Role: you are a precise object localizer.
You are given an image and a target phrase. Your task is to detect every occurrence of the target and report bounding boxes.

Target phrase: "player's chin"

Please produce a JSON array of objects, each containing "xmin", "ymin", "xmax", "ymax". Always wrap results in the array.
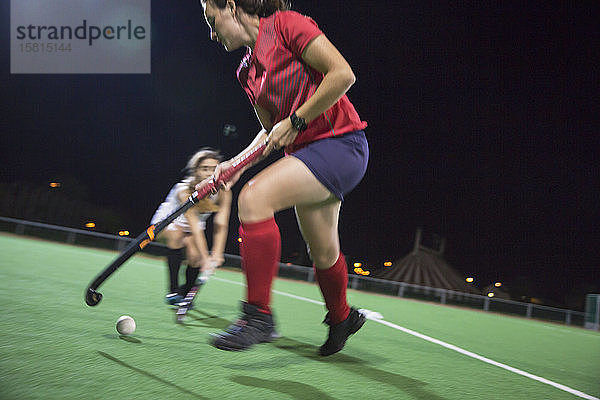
[{"xmin": 222, "ymin": 41, "xmax": 241, "ymax": 52}]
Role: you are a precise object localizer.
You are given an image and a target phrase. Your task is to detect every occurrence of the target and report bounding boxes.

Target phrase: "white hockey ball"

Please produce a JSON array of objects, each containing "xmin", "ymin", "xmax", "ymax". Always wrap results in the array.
[{"xmin": 116, "ymin": 315, "xmax": 136, "ymax": 335}]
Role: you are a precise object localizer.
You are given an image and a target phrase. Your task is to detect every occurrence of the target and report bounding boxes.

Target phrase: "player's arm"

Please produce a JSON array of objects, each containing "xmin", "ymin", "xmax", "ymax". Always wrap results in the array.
[
  {"xmin": 210, "ymin": 190, "xmax": 232, "ymax": 267},
  {"xmin": 263, "ymin": 34, "xmax": 356, "ymax": 154},
  {"xmin": 178, "ymin": 190, "xmax": 210, "ymax": 265},
  {"xmin": 297, "ymin": 35, "xmax": 356, "ymax": 123}
]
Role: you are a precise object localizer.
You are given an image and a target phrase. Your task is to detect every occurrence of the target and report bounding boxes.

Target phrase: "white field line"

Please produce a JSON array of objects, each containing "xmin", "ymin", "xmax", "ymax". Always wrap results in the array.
[
  {"xmin": 372, "ymin": 318, "xmax": 599, "ymax": 400},
  {"xmin": 211, "ymin": 276, "xmax": 599, "ymax": 400}
]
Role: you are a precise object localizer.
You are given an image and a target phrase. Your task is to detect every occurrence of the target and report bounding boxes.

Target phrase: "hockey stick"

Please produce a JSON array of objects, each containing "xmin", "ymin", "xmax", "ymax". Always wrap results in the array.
[
  {"xmin": 84, "ymin": 138, "xmax": 267, "ymax": 306},
  {"xmin": 175, "ymin": 259, "xmax": 218, "ymax": 322}
]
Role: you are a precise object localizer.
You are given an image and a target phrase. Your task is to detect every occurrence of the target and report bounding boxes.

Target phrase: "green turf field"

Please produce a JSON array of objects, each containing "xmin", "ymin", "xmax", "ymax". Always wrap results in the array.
[{"xmin": 1, "ymin": 233, "xmax": 599, "ymax": 400}]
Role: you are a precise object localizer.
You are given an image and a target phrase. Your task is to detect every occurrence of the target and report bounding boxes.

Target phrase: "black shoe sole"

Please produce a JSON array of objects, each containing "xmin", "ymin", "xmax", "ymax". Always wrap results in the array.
[
  {"xmin": 210, "ymin": 331, "xmax": 279, "ymax": 352},
  {"xmin": 319, "ymin": 310, "xmax": 366, "ymax": 356}
]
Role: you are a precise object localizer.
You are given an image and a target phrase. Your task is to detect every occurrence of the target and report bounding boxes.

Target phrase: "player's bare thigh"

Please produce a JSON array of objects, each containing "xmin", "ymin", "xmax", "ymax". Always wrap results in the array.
[
  {"xmin": 238, "ymin": 156, "xmax": 336, "ymax": 223},
  {"xmin": 162, "ymin": 228, "xmax": 186, "ymax": 249}
]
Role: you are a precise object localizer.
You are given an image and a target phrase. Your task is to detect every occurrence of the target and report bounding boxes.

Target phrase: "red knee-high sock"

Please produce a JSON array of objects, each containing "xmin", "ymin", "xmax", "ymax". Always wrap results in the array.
[
  {"xmin": 239, "ymin": 218, "xmax": 281, "ymax": 313},
  {"xmin": 315, "ymin": 252, "xmax": 350, "ymax": 324}
]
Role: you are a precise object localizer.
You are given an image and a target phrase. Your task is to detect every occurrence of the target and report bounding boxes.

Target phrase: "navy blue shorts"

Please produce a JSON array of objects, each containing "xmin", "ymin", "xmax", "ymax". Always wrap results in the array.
[{"xmin": 291, "ymin": 130, "xmax": 369, "ymax": 201}]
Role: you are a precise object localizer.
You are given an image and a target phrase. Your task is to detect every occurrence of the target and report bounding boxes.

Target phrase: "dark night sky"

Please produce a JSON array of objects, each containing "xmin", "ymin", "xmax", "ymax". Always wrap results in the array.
[{"xmin": 1, "ymin": 1, "xmax": 598, "ymax": 306}]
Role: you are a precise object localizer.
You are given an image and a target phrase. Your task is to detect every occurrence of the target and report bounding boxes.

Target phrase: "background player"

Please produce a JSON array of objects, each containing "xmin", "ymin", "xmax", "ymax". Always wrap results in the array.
[{"xmin": 151, "ymin": 148, "xmax": 232, "ymax": 306}]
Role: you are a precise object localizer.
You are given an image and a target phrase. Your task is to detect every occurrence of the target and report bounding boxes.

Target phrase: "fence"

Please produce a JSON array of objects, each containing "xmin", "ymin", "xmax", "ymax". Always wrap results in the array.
[{"xmin": 0, "ymin": 216, "xmax": 588, "ymax": 328}]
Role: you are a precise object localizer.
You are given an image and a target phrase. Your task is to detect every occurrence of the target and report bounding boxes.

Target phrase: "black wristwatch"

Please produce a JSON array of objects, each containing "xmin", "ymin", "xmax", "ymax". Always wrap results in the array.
[{"xmin": 290, "ymin": 112, "xmax": 308, "ymax": 132}]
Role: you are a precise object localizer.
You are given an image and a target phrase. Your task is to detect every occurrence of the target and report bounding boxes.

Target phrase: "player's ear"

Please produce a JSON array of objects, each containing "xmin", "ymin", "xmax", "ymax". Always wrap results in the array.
[{"xmin": 227, "ymin": 0, "xmax": 235, "ymax": 14}]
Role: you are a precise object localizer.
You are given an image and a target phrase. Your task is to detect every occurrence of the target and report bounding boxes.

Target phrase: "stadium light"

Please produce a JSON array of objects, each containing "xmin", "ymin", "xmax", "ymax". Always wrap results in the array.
[
  {"xmin": 494, "ymin": 282, "xmax": 502, "ymax": 287},
  {"xmin": 383, "ymin": 261, "xmax": 392, "ymax": 267},
  {"xmin": 487, "ymin": 292, "xmax": 495, "ymax": 298},
  {"xmin": 353, "ymin": 262, "xmax": 362, "ymax": 268},
  {"xmin": 85, "ymin": 222, "xmax": 96, "ymax": 228},
  {"xmin": 466, "ymin": 277, "xmax": 474, "ymax": 283}
]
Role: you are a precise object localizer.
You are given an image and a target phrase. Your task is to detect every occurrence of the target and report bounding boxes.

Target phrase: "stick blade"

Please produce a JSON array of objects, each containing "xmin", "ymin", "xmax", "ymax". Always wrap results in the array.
[
  {"xmin": 85, "ymin": 288, "xmax": 103, "ymax": 306},
  {"xmin": 175, "ymin": 286, "xmax": 200, "ymax": 323}
]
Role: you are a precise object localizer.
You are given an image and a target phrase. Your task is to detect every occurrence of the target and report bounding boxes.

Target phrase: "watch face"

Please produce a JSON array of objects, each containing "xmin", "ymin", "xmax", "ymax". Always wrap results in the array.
[{"xmin": 291, "ymin": 113, "xmax": 307, "ymax": 131}]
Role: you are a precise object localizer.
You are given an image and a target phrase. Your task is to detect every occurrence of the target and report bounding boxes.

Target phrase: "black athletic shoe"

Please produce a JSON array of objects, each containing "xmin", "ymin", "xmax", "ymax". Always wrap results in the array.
[
  {"xmin": 211, "ymin": 302, "xmax": 279, "ymax": 351},
  {"xmin": 319, "ymin": 307, "xmax": 366, "ymax": 356}
]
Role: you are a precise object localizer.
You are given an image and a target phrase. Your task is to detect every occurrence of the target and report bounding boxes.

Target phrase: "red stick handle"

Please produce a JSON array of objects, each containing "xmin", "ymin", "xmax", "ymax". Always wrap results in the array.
[{"xmin": 191, "ymin": 139, "xmax": 268, "ymax": 202}]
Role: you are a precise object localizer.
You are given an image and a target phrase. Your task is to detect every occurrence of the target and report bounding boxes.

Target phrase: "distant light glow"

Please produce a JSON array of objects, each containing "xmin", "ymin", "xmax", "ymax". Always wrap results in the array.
[
  {"xmin": 118, "ymin": 230, "xmax": 130, "ymax": 236},
  {"xmin": 49, "ymin": 182, "xmax": 61, "ymax": 188},
  {"xmin": 237, "ymin": 237, "xmax": 242, "ymax": 243},
  {"xmin": 383, "ymin": 261, "xmax": 392, "ymax": 267},
  {"xmin": 466, "ymin": 277, "xmax": 474, "ymax": 283},
  {"xmin": 353, "ymin": 266, "xmax": 371, "ymax": 276},
  {"xmin": 353, "ymin": 262, "xmax": 362, "ymax": 268},
  {"xmin": 85, "ymin": 222, "xmax": 96, "ymax": 228},
  {"xmin": 494, "ymin": 282, "xmax": 502, "ymax": 287},
  {"xmin": 487, "ymin": 292, "xmax": 495, "ymax": 298}
]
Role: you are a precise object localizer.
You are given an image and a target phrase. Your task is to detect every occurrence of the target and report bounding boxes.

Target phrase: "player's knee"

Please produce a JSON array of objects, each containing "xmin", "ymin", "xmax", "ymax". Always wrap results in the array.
[
  {"xmin": 311, "ymin": 248, "xmax": 340, "ymax": 269},
  {"xmin": 238, "ymin": 184, "xmax": 265, "ymax": 220},
  {"xmin": 188, "ymin": 256, "xmax": 204, "ymax": 268}
]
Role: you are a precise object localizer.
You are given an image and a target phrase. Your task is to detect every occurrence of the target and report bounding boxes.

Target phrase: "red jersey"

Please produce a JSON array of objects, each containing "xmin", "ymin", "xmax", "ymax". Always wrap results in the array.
[{"xmin": 237, "ymin": 11, "xmax": 367, "ymax": 153}]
